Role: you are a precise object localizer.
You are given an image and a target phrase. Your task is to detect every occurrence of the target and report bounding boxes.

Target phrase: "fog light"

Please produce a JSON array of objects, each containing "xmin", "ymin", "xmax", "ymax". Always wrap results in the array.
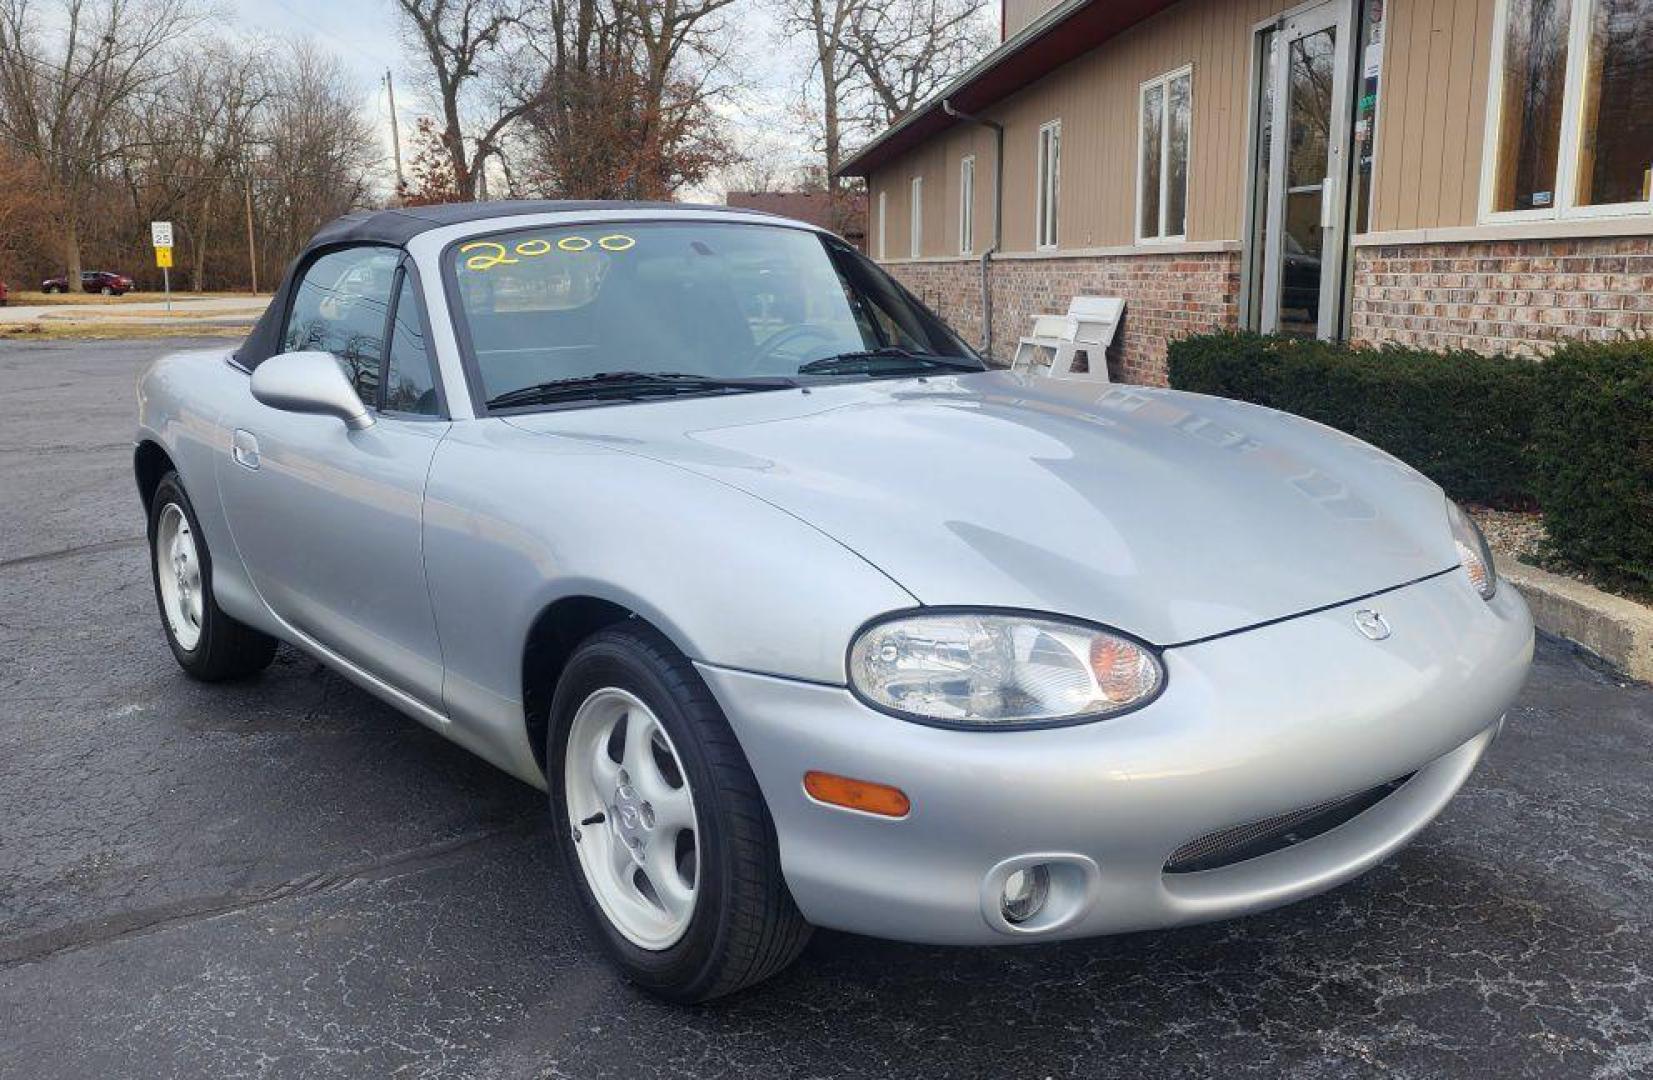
[{"xmin": 1000, "ymin": 864, "xmax": 1051, "ymax": 924}]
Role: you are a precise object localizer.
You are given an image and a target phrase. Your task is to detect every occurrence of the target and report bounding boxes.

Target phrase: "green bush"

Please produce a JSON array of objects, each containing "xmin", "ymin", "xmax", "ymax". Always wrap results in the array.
[
  {"xmin": 1531, "ymin": 340, "xmax": 1653, "ymax": 593},
  {"xmin": 1167, "ymin": 332, "xmax": 1541, "ymax": 506}
]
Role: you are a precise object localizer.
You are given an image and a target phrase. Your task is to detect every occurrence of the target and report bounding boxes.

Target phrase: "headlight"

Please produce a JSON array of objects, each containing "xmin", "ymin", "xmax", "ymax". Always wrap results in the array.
[
  {"xmin": 1447, "ymin": 499, "xmax": 1497, "ymax": 600},
  {"xmin": 848, "ymin": 611, "xmax": 1163, "ymax": 727}
]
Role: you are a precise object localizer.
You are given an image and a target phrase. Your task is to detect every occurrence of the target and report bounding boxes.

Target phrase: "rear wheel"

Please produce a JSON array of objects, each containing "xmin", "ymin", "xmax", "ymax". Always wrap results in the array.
[
  {"xmin": 100, "ymin": 285, "xmax": 114, "ymax": 296},
  {"xmin": 149, "ymin": 472, "xmax": 277, "ymax": 681},
  {"xmin": 548, "ymin": 625, "xmax": 812, "ymax": 1002}
]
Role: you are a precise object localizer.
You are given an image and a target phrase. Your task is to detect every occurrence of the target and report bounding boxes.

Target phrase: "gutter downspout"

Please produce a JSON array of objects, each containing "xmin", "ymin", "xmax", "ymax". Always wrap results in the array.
[{"xmin": 943, "ymin": 98, "xmax": 1003, "ymax": 359}]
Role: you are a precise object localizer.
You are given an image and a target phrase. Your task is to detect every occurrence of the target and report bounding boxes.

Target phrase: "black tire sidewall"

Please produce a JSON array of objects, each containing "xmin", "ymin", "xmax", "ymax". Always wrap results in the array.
[
  {"xmin": 547, "ymin": 630, "xmax": 742, "ymax": 1000},
  {"xmin": 148, "ymin": 473, "xmax": 218, "ymax": 672}
]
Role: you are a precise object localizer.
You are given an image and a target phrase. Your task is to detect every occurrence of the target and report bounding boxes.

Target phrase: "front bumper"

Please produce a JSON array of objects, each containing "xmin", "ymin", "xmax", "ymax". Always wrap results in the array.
[{"xmin": 699, "ymin": 570, "xmax": 1533, "ymax": 945}]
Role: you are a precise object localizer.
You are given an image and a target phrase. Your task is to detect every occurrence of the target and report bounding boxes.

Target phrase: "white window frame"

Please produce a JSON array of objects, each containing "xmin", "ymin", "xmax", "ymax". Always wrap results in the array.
[
  {"xmin": 959, "ymin": 154, "xmax": 976, "ymax": 256},
  {"xmin": 910, "ymin": 175, "xmax": 923, "ymax": 258},
  {"xmin": 1035, "ymin": 120, "xmax": 1061, "ymax": 251},
  {"xmin": 1136, "ymin": 64, "xmax": 1194, "ymax": 244},
  {"xmin": 1477, "ymin": 0, "xmax": 1653, "ymax": 224},
  {"xmin": 878, "ymin": 189, "xmax": 887, "ymax": 259}
]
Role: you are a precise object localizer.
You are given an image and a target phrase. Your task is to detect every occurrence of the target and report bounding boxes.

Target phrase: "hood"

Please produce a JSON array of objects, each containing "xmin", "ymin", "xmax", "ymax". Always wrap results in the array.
[{"xmin": 507, "ymin": 372, "xmax": 1459, "ymax": 645}]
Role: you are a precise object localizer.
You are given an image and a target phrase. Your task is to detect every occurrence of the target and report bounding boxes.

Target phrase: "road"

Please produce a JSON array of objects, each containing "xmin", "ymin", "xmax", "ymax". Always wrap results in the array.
[
  {"xmin": 1, "ymin": 337, "xmax": 1650, "ymax": 1079},
  {"xmin": 0, "ymin": 295, "xmax": 269, "ymax": 327}
]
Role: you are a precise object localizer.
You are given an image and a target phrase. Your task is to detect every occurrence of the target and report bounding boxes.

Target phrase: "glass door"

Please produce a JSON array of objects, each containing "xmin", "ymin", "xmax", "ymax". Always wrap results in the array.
[{"xmin": 1253, "ymin": 0, "xmax": 1355, "ymax": 338}]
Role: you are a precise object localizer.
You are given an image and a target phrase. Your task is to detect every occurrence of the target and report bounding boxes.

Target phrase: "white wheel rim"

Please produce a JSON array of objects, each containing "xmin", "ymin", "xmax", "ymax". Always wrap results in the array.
[
  {"xmin": 564, "ymin": 688, "xmax": 700, "ymax": 950},
  {"xmin": 155, "ymin": 502, "xmax": 204, "ymax": 651}
]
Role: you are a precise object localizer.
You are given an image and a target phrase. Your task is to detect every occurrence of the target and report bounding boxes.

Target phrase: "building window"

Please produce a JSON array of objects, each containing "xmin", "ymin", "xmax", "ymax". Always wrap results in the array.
[
  {"xmin": 910, "ymin": 176, "xmax": 923, "ymax": 258},
  {"xmin": 878, "ymin": 190, "xmax": 887, "ymax": 259},
  {"xmin": 1036, "ymin": 120, "xmax": 1060, "ymax": 250},
  {"xmin": 1138, "ymin": 65, "xmax": 1193, "ymax": 242},
  {"xmin": 959, "ymin": 155, "xmax": 976, "ymax": 255},
  {"xmin": 1482, "ymin": 0, "xmax": 1653, "ymax": 221}
]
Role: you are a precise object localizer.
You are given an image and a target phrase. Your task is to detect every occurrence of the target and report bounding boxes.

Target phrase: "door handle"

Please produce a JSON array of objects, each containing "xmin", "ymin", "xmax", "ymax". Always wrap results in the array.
[
  {"xmin": 1321, "ymin": 175, "xmax": 1339, "ymax": 230},
  {"xmin": 232, "ymin": 429, "xmax": 261, "ymax": 470}
]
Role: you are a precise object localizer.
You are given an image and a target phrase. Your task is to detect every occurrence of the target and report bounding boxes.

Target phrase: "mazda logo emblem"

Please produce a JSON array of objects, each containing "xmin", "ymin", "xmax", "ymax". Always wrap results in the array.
[{"xmin": 1353, "ymin": 609, "xmax": 1391, "ymax": 640}]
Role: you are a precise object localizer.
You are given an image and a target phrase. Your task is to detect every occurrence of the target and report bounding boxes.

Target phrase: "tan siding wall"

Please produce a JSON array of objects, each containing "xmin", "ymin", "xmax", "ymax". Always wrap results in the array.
[
  {"xmin": 1369, "ymin": 0, "xmax": 1494, "ymax": 231},
  {"xmin": 1004, "ymin": 0, "xmax": 1061, "ymax": 39},
  {"xmin": 873, "ymin": 0, "xmax": 1303, "ymax": 256},
  {"xmin": 872, "ymin": 0, "xmax": 1504, "ymax": 259}
]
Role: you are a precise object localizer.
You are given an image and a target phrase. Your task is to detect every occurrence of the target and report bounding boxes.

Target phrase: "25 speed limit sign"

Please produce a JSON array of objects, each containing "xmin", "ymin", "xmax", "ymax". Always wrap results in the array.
[{"xmin": 151, "ymin": 221, "xmax": 173, "ymax": 248}]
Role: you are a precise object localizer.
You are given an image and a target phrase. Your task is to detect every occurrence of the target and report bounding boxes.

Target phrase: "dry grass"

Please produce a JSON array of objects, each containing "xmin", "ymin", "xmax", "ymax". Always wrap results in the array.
[
  {"xmin": 3, "ymin": 289, "xmax": 266, "ymax": 307},
  {"xmin": 0, "ymin": 321, "xmax": 248, "ymax": 341}
]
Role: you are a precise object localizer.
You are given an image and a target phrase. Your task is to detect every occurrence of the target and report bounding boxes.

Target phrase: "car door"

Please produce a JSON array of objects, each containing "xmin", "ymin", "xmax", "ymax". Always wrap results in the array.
[{"xmin": 217, "ymin": 245, "xmax": 451, "ymax": 709}]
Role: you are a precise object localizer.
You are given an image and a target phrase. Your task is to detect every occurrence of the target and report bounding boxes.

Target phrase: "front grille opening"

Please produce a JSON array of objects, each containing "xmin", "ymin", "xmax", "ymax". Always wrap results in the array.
[{"xmin": 1163, "ymin": 773, "xmax": 1415, "ymax": 874}]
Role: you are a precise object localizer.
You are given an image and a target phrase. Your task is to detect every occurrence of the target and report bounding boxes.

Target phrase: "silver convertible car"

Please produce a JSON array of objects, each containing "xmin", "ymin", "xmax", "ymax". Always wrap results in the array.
[{"xmin": 136, "ymin": 201, "xmax": 1533, "ymax": 1001}]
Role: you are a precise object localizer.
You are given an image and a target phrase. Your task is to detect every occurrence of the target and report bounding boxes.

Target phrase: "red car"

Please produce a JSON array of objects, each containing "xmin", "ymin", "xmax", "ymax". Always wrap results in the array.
[
  {"xmin": 42, "ymin": 270, "xmax": 135, "ymax": 296},
  {"xmin": 0, "ymin": 280, "xmax": 8, "ymax": 306}
]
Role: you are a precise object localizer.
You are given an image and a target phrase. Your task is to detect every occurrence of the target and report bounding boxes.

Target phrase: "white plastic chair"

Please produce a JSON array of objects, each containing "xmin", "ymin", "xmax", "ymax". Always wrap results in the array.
[{"xmin": 1010, "ymin": 296, "xmax": 1124, "ymax": 381}]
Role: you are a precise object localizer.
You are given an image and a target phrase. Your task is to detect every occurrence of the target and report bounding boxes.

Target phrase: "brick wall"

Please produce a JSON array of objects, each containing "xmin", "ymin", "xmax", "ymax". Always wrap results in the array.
[
  {"xmin": 1350, "ymin": 236, "xmax": 1653, "ymax": 355},
  {"xmin": 888, "ymin": 251, "xmax": 1241, "ymax": 385}
]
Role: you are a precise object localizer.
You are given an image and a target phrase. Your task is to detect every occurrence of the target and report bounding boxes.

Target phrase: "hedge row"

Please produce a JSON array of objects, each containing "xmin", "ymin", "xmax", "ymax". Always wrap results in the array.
[{"xmin": 1166, "ymin": 332, "xmax": 1652, "ymax": 593}]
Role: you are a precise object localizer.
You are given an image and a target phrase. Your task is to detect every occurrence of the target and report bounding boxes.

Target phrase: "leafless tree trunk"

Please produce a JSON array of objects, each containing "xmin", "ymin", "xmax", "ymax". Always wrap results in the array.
[{"xmin": 393, "ymin": 0, "xmax": 534, "ymax": 199}]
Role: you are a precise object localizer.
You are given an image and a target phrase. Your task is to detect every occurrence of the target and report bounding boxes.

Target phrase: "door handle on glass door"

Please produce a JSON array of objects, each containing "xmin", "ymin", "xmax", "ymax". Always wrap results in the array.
[{"xmin": 232, "ymin": 429, "xmax": 261, "ymax": 470}]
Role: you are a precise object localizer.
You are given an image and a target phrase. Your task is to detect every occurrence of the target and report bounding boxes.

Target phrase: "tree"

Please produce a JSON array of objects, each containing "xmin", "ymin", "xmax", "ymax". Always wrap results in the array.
[
  {"xmin": 124, "ymin": 40, "xmax": 265, "ymax": 290},
  {"xmin": 510, "ymin": 0, "xmax": 738, "ymax": 199},
  {"xmin": 253, "ymin": 40, "xmax": 381, "ymax": 284},
  {"xmin": 393, "ymin": 0, "xmax": 532, "ymax": 200},
  {"xmin": 0, "ymin": 0, "xmax": 205, "ymax": 289},
  {"xmin": 0, "ymin": 145, "xmax": 54, "ymax": 281},
  {"xmin": 843, "ymin": 0, "xmax": 994, "ymax": 128},
  {"xmin": 399, "ymin": 115, "xmax": 463, "ymax": 205},
  {"xmin": 773, "ymin": 0, "xmax": 860, "ymax": 234}
]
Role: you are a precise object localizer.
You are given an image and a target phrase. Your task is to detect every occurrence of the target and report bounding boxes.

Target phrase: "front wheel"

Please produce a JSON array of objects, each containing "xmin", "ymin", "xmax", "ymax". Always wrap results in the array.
[
  {"xmin": 149, "ymin": 471, "xmax": 277, "ymax": 681},
  {"xmin": 548, "ymin": 625, "xmax": 811, "ymax": 1002}
]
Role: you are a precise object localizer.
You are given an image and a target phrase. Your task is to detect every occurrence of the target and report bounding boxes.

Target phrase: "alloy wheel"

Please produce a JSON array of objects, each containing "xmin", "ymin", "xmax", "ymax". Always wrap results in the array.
[
  {"xmin": 564, "ymin": 687, "xmax": 700, "ymax": 950},
  {"xmin": 155, "ymin": 502, "xmax": 203, "ymax": 651}
]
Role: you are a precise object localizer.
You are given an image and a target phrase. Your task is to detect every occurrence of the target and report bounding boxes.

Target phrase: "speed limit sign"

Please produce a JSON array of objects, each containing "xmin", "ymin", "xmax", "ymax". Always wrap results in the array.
[{"xmin": 151, "ymin": 221, "xmax": 173, "ymax": 248}]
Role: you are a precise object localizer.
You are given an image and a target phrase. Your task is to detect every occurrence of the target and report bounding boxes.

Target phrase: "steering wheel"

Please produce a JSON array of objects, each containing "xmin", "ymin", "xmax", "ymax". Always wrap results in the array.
[{"xmin": 749, "ymin": 324, "xmax": 843, "ymax": 371}]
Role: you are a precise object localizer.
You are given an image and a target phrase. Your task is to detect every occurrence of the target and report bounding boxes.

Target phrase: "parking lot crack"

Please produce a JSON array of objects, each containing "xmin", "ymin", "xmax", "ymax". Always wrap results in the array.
[
  {"xmin": 0, "ymin": 821, "xmax": 539, "ymax": 968},
  {"xmin": 0, "ymin": 535, "xmax": 145, "ymax": 571}
]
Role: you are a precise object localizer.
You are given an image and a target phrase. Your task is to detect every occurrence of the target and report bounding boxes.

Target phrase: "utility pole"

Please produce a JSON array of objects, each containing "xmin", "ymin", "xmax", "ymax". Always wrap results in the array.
[
  {"xmin": 385, "ymin": 70, "xmax": 405, "ymax": 196},
  {"xmin": 243, "ymin": 175, "xmax": 259, "ymax": 294}
]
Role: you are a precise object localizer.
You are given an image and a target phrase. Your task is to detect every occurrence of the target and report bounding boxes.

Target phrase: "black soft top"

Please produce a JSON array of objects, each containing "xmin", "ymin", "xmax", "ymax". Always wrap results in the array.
[{"xmin": 236, "ymin": 200, "xmax": 758, "ymax": 368}]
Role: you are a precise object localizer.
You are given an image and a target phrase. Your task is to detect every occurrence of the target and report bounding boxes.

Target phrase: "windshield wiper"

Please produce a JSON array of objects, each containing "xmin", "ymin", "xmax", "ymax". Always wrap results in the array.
[
  {"xmin": 797, "ymin": 348, "xmax": 982, "ymax": 375},
  {"xmin": 487, "ymin": 371, "xmax": 792, "ymax": 410}
]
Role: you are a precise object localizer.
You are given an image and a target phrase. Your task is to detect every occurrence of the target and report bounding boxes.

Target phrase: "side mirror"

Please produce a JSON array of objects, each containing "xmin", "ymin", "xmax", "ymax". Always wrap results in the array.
[{"xmin": 250, "ymin": 351, "xmax": 374, "ymax": 431}]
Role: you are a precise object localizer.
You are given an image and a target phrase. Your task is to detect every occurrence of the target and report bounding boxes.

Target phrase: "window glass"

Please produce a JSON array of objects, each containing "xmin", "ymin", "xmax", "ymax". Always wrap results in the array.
[
  {"xmin": 283, "ymin": 247, "xmax": 398, "ymax": 402},
  {"xmin": 960, "ymin": 156, "xmax": 975, "ymax": 255},
  {"xmin": 1139, "ymin": 84, "xmax": 1164, "ymax": 238},
  {"xmin": 447, "ymin": 222, "xmax": 975, "ymax": 405},
  {"xmin": 384, "ymin": 272, "xmax": 439, "ymax": 415},
  {"xmin": 1574, "ymin": 0, "xmax": 1653, "ymax": 206},
  {"xmin": 1492, "ymin": 0, "xmax": 1572, "ymax": 212},
  {"xmin": 1038, "ymin": 122, "xmax": 1061, "ymax": 248},
  {"xmin": 1140, "ymin": 69, "xmax": 1192, "ymax": 239},
  {"xmin": 1166, "ymin": 72, "xmax": 1192, "ymax": 236},
  {"xmin": 910, "ymin": 176, "xmax": 923, "ymax": 257}
]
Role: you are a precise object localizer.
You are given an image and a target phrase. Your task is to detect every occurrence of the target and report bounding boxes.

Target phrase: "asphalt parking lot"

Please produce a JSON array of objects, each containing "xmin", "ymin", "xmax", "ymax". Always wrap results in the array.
[{"xmin": 2, "ymin": 336, "xmax": 1651, "ymax": 1079}]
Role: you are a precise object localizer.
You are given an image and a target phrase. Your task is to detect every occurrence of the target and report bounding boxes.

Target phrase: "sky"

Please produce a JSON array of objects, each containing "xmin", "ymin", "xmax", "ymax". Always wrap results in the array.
[{"xmin": 222, "ymin": 0, "xmax": 811, "ymax": 202}]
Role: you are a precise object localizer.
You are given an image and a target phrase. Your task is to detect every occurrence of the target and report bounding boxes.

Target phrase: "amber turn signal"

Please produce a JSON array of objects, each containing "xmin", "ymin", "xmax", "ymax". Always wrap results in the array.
[{"xmin": 803, "ymin": 771, "xmax": 911, "ymax": 818}]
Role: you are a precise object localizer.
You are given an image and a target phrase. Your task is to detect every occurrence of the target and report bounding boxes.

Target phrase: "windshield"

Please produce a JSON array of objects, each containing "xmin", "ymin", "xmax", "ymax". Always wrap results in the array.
[{"xmin": 446, "ymin": 221, "xmax": 981, "ymax": 409}]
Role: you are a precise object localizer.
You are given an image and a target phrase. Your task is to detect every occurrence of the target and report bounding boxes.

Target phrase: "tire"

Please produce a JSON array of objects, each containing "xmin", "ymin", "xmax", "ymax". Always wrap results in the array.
[
  {"xmin": 548, "ymin": 624, "xmax": 812, "ymax": 1002},
  {"xmin": 100, "ymin": 285, "xmax": 114, "ymax": 296},
  {"xmin": 44, "ymin": 284, "xmax": 60, "ymax": 294},
  {"xmin": 148, "ymin": 471, "xmax": 278, "ymax": 681}
]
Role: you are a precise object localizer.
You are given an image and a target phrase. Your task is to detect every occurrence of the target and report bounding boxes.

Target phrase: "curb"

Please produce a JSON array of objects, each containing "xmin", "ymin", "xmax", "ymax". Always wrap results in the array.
[{"xmin": 1495, "ymin": 551, "xmax": 1653, "ymax": 682}]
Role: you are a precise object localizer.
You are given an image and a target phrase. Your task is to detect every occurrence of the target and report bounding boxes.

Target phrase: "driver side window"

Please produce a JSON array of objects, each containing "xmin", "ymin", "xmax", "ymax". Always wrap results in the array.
[{"xmin": 282, "ymin": 247, "xmax": 400, "ymax": 404}]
